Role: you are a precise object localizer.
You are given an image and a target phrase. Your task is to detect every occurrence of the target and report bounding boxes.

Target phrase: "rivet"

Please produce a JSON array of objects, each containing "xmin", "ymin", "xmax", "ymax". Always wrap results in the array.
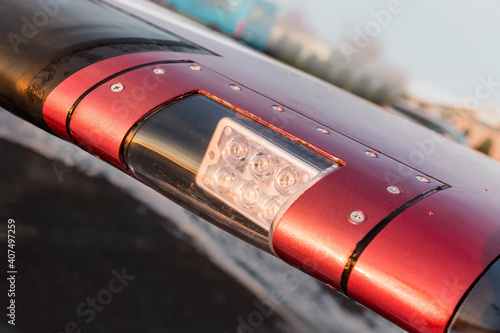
[
  {"xmin": 110, "ymin": 83, "xmax": 124, "ymax": 92},
  {"xmin": 349, "ymin": 211, "xmax": 366, "ymax": 224},
  {"xmin": 317, "ymin": 128, "xmax": 330, "ymax": 134},
  {"xmin": 153, "ymin": 68, "xmax": 165, "ymax": 75},
  {"xmin": 387, "ymin": 185, "xmax": 402, "ymax": 195},
  {"xmin": 416, "ymin": 175, "xmax": 430, "ymax": 183}
]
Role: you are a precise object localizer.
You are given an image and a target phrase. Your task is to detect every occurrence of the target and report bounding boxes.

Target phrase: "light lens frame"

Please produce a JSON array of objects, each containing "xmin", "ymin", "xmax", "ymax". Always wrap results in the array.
[
  {"xmin": 196, "ymin": 117, "xmax": 333, "ymax": 229},
  {"xmin": 124, "ymin": 94, "xmax": 340, "ymax": 251}
]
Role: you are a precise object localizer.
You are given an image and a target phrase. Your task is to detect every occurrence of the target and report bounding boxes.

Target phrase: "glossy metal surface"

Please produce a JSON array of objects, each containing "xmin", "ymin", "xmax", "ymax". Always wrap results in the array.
[
  {"xmin": 47, "ymin": 55, "xmax": 389, "ymax": 172},
  {"xmin": 0, "ymin": 0, "xmax": 196, "ymax": 131},
  {"xmin": 43, "ymin": 51, "xmax": 210, "ymax": 141},
  {"xmin": 56, "ymin": 58, "xmax": 344, "ymax": 168},
  {"xmin": 123, "ymin": 94, "xmax": 337, "ymax": 251},
  {"xmin": 69, "ymin": 62, "xmax": 194, "ymax": 167},
  {"xmin": 105, "ymin": 0, "xmax": 500, "ymax": 191},
  {"xmin": 271, "ymin": 152, "xmax": 444, "ymax": 291},
  {"xmin": 124, "ymin": 95, "xmax": 271, "ymax": 251},
  {"xmin": 41, "ymin": 1, "xmax": 500, "ymax": 331},
  {"xmin": 347, "ymin": 188, "xmax": 500, "ymax": 332}
]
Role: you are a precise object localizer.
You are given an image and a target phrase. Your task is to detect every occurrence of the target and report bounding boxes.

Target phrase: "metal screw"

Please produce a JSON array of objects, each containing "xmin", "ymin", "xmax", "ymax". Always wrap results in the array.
[
  {"xmin": 110, "ymin": 83, "xmax": 124, "ymax": 92},
  {"xmin": 153, "ymin": 68, "xmax": 165, "ymax": 75},
  {"xmin": 230, "ymin": 84, "xmax": 242, "ymax": 91},
  {"xmin": 349, "ymin": 211, "xmax": 366, "ymax": 224},
  {"xmin": 364, "ymin": 150, "xmax": 378, "ymax": 158},
  {"xmin": 416, "ymin": 175, "xmax": 430, "ymax": 183},
  {"xmin": 190, "ymin": 65, "xmax": 202, "ymax": 71},
  {"xmin": 317, "ymin": 128, "xmax": 330, "ymax": 134},
  {"xmin": 272, "ymin": 105, "xmax": 284, "ymax": 112},
  {"xmin": 387, "ymin": 186, "xmax": 402, "ymax": 195}
]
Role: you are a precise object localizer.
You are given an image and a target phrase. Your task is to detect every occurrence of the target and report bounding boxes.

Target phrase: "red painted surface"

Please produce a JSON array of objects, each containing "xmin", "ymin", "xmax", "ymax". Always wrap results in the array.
[
  {"xmin": 271, "ymin": 156, "xmax": 443, "ymax": 290},
  {"xmin": 43, "ymin": 51, "xmax": 213, "ymax": 140},
  {"xmin": 51, "ymin": 56, "xmax": 443, "ymax": 178},
  {"xmin": 69, "ymin": 62, "xmax": 193, "ymax": 167},
  {"xmin": 104, "ymin": 0, "xmax": 500, "ymax": 193},
  {"xmin": 42, "ymin": 48, "xmax": 500, "ymax": 333},
  {"xmin": 42, "ymin": 2, "xmax": 500, "ymax": 331},
  {"xmin": 348, "ymin": 188, "xmax": 500, "ymax": 332}
]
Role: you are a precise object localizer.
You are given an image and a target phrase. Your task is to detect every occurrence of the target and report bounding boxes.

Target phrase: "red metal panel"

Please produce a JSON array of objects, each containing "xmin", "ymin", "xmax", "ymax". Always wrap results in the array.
[
  {"xmin": 58, "ymin": 56, "xmax": 447, "ymax": 190},
  {"xmin": 62, "ymin": 59, "xmax": 456, "ymax": 323},
  {"xmin": 41, "ymin": 45, "xmax": 500, "ymax": 332},
  {"xmin": 271, "ymin": 154, "xmax": 443, "ymax": 291},
  {"xmin": 105, "ymin": 0, "xmax": 500, "ymax": 194},
  {"xmin": 42, "ymin": 51, "xmax": 213, "ymax": 140},
  {"xmin": 347, "ymin": 188, "xmax": 500, "ymax": 333},
  {"xmin": 69, "ymin": 62, "xmax": 194, "ymax": 167}
]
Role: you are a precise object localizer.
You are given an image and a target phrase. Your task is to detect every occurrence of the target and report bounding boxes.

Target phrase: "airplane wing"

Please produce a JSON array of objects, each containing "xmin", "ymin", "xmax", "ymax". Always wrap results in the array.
[{"xmin": 0, "ymin": 0, "xmax": 499, "ymax": 332}]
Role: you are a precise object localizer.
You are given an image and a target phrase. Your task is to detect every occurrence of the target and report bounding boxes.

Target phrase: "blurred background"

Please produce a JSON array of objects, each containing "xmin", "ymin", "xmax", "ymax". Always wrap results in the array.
[
  {"xmin": 2, "ymin": 1, "xmax": 500, "ymax": 332},
  {"xmin": 155, "ymin": 0, "xmax": 500, "ymax": 158}
]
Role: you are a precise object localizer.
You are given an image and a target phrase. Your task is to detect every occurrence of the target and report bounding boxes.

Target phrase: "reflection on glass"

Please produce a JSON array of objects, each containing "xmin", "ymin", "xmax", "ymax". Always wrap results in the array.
[
  {"xmin": 448, "ymin": 259, "xmax": 500, "ymax": 333},
  {"xmin": 124, "ymin": 94, "xmax": 338, "ymax": 252}
]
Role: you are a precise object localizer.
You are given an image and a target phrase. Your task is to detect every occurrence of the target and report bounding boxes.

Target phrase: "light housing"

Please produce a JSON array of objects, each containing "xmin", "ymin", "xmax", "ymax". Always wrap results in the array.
[
  {"xmin": 123, "ymin": 94, "xmax": 339, "ymax": 251},
  {"xmin": 2, "ymin": 0, "xmax": 500, "ymax": 330}
]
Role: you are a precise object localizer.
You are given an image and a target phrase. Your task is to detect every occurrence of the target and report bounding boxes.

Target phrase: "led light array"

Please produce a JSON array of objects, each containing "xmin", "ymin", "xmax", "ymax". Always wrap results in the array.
[{"xmin": 197, "ymin": 118, "xmax": 322, "ymax": 230}]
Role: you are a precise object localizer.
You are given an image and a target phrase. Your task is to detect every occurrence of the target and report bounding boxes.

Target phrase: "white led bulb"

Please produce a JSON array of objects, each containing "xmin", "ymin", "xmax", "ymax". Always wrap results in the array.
[
  {"xmin": 196, "ymin": 117, "xmax": 327, "ymax": 230},
  {"xmin": 214, "ymin": 167, "xmax": 236, "ymax": 192},
  {"xmin": 225, "ymin": 135, "xmax": 248, "ymax": 166},
  {"xmin": 250, "ymin": 149, "xmax": 274, "ymax": 181},
  {"xmin": 275, "ymin": 165, "xmax": 300, "ymax": 195}
]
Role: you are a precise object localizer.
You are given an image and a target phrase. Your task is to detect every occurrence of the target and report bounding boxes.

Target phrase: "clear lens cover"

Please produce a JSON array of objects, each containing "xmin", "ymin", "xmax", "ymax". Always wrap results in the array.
[
  {"xmin": 197, "ymin": 117, "xmax": 325, "ymax": 230},
  {"xmin": 124, "ymin": 94, "xmax": 339, "ymax": 252},
  {"xmin": 214, "ymin": 167, "xmax": 236, "ymax": 192},
  {"xmin": 448, "ymin": 258, "xmax": 500, "ymax": 333},
  {"xmin": 225, "ymin": 134, "xmax": 248, "ymax": 166},
  {"xmin": 250, "ymin": 149, "xmax": 274, "ymax": 181}
]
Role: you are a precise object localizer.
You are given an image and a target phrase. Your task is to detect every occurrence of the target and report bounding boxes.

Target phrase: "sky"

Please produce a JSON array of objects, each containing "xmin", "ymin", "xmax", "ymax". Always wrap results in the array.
[{"xmin": 271, "ymin": 0, "xmax": 500, "ymax": 121}]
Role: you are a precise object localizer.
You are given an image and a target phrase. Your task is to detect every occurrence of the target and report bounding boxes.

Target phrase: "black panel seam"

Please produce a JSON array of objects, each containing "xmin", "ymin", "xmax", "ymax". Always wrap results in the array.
[
  {"xmin": 340, "ymin": 184, "xmax": 451, "ymax": 296},
  {"xmin": 65, "ymin": 60, "xmax": 192, "ymax": 142}
]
